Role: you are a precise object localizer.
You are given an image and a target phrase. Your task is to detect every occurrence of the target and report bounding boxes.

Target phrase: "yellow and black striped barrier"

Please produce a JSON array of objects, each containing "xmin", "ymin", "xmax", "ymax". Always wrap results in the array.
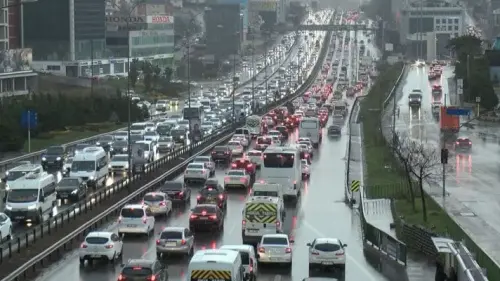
[
  {"xmin": 190, "ymin": 270, "xmax": 231, "ymax": 280},
  {"xmin": 350, "ymin": 180, "xmax": 360, "ymax": 192},
  {"xmin": 244, "ymin": 203, "xmax": 277, "ymax": 223}
]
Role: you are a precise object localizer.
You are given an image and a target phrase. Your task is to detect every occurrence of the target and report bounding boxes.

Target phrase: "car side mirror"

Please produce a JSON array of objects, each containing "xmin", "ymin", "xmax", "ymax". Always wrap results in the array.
[
  {"xmin": 289, "ymin": 239, "xmax": 295, "ymax": 244},
  {"xmin": 306, "ymin": 243, "xmax": 311, "ymax": 247},
  {"xmin": 343, "ymin": 244, "xmax": 347, "ymax": 247}
]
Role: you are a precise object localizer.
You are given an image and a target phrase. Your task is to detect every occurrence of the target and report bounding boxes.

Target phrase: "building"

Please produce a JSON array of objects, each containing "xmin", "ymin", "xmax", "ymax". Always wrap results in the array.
[
  {"xmin": 399, "ymin": 0, "xmax": 466, "ymax": 60},
  {"xmin": 248, "ymin": 0, "xmax": 286, "ymax": 32},
  {"xmin": 23, "ymin": 0, "xmax": 174, "ymax": 78},
  {"xmin": 205, "ymin": 3, "xmax": 244, "ymax": 59}
]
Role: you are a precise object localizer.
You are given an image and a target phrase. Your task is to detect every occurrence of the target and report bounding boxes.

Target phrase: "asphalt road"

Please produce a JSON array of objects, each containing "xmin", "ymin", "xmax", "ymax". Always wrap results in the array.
[{"xmin": 29, "ymin": 12, "xmax": 388, "ymax": 281}]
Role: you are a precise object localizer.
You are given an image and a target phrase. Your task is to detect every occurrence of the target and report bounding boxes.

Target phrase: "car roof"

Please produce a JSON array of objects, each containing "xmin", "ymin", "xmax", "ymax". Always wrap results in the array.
[
  {"xmin": 161, "ymin": 226, "xmax": 185, "ymax": 232},
  {"xmin": 220, "ymin": 244, "xmax": 254, "ymax": 252},
  {"xmin": 315, "ymin": 237, "xmax": 341, "ymax": 244},
  {"xmin": 86, "ymin": 231, "xmax": 113, "ymax": 238},
  {"xmin": 125, "ymin": 259, "xmax": 155, "ymax": 267},
  {"xmin": 262, "ymin": 234, "xmax": 289, "ymax": 239},
  {"xmin": 123, "ymin": 204, "xmax": 145, "ymax": 209}
]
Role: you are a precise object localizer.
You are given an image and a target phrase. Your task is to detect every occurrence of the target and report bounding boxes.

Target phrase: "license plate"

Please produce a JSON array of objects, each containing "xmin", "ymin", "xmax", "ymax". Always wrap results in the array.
[
  {"xmin": 270, "ymin": 258, "xmax": 280, "ymax": 261},
  {"xmin": 91, "ymin": 255, "xmax": 101, "ymax": 258},
  {"xmin": 231, "ymin": 177, "xmax": 240, "ymax": 180},
  {"xmin": 166, "ymin": 242, "xmax": 176, "ymax": 246},
  {"xmin": 151, "ymin": 207, "xmax": 159, "ymax": 211},
  {"xmin": 247, "ymin": 229, "xmax": 259, "ymax": 233},
  {"xmin": 15, "ymin": 216, "xmax": 24, "ymax": 219},
  {"xmin": 322, "ymin": 262, "xmax": 334, "ymax": 265},
  {"xmin": 200, "ymin": 217, "xmax": 208, "ymax": 220},
  {"xmin": 60, "ymin": 194, "xmax": 68, "ymax": 198},
  {"xmin": 127, "ymin": 224, "xmax": 136, "ymax": 227}
]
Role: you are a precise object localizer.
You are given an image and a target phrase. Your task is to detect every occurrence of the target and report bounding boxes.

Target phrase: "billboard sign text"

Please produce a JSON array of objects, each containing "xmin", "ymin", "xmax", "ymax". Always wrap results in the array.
[
  {"xmin": 147, "ymin": 15, "xmax": 174, "ymax": 23},
  {"xmin": 106, "ymin": 16, "xmax": 146, "ymax": 23},
  {"xmin": 0, "ymin": 48, "xmax": 32, "ymax": 73},
  {"xmin": 250, "ymin": 0, "xmax": 277, "ymax": 12}
]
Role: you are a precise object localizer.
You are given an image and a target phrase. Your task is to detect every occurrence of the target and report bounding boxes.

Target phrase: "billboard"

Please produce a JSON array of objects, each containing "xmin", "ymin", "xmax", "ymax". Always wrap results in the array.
[
  {"xmin": 250, "ymin": 0, "xmax": 277, "ymax": 12},
  {"xmin": 0, "ymin": 49, "xmax": 33, "ymax": 74},
  {"xmin": 106, "ymin": 15, "xmax": 174, "ymax": 24}
]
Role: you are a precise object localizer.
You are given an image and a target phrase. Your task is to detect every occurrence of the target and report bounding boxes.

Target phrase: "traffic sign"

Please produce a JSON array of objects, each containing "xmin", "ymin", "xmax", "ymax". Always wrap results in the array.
[
  {"xmin": 20, "ymin": 110, "xmax": 37, "ymax": 129},
  {"xmin": 476, "ymin": 96, "xmax": 481, "ymax": 103},
  {"xmin": 457, "ymin": 79, "xmax": 463, "ymax": 88},
  {"xmin": 350, "ymin": 180, "xmax": 360, "ymax": 192},
  {"xmin": 446, "ymin": 108, "xmax": 471, "ymax": 116}
]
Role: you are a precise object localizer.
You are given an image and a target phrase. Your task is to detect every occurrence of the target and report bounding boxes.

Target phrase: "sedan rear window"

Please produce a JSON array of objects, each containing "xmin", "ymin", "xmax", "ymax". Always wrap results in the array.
[
  {"xmin": 214, "ymin": 146, "xmax": 228, "ymax": 151},
  {"xmin": 144, "ymin": 194, "xmax": 164, "ymax": 201},
  {"xmin": 85, "ymin": 237, "xmax": 109, "ymax": 244},
  {"xmin": 262, "ymin": 237, "xmax": 288, "ymax": 245},
  {"xmin": 122, "ymin": 267, "xmax": 153, "ymax": 276},
  {"xmin": 160, "ymin": 231, "xmax": 183, "ymax": 239},
  {"xmin": 121, "ymin": 208, "xmax": 144, "ymax": 218},
  {"xmin": 247, "ymin": 151, "xmax": 262, "ymax": 156},
  {"xmin": 315, "ymin": 243, "xmax": 341, "ymax": 252},
  {"xmin": 193, "ymin": 206, "xmax": 217, "ymax": 213}
]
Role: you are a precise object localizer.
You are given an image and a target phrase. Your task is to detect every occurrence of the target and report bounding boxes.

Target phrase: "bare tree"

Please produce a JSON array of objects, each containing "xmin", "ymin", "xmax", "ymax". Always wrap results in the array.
[
  {"xmin": 390, "ymin": 132, "xmax": 417, "ymax": 211},
  {"xmin": 392, "ymin": 133, "xmax": 441, "ymax": 222}
]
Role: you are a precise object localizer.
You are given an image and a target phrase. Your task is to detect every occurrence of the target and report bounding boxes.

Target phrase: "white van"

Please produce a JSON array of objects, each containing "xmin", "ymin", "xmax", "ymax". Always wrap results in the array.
[
  {"xmin": 242, "ymin": 196, "xmax": 284, "ymax": 245},
  {"xmin": 5, "ymin": 170, "xmax": 56, "ymax": 223},
  {"xmin": 69, "ymin": 147, "xmax": 108, "ymax": 188},
  {"xmin": 188, "ymin": 249, "xmax": 248, "ymax": 281},
  {"xmin": 220, "ymin": 245, "xmax": 258, "ymax": 281},
  {"xmin": 299, "ymin": 117, "xmax": 321, "ymax": 147},
  {"xmin": 3, "ymin": 163, "xmax": 41, "ymax": 191},
  {"xmin": 117, "ymin": 204, "xmax": 155, "ymax": 237},
  {"xmin": 245, "ymin": 116, "xmax": 261, "ymax": 137}
]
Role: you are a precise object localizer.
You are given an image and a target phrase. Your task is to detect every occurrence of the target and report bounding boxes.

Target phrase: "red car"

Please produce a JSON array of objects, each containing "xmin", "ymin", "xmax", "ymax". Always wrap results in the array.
[{"xmin": 231, "ymin": 158, "xmax": 256, "ymax": 176}]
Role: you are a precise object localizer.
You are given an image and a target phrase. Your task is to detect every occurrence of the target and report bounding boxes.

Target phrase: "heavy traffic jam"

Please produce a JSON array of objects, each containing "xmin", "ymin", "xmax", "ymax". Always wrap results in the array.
[{"xmin": 0, "ymin": 8, "xmax": 379, "ymax": 281}]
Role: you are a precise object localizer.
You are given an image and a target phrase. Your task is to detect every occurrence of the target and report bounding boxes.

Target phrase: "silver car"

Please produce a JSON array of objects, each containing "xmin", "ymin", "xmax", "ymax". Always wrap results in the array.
[
  {"xmin": 192, "ymin": 156, "xmax": 215, "ymax": 177},
  {"xmin": 156, "ymin": 227, "xmax": 194, "ymax": 258},
  {"xmin": 257, "ymin": 234, "xmax": 294, "ymax": 269}
]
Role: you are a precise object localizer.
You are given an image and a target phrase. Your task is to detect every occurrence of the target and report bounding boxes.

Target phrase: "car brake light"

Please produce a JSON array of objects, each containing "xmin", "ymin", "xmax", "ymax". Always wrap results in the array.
[
  {"xmin": 80, "ymin": 243, "xmax": 88, "ymax": 248},
  {"xmin": 469, "ymin": 141, "xmax": 472, "ymax": 145},
  {"xmin": 181, "ymin": 239, "xmax": 187, "ymax": 245},
  {"xmin": 142, "ymin": 217, "xmax": 147, "ymax": 224},
  {"xmin": 218, "ymin": 194, "xmax": 224, "ymax": 200},
  {"xmin": 105, "ymin": 244, "xmax": 113, "ymax": 249},
  {"xmin": 118, "ymin": 216, "xmax": 122, "ymax": 223},
  {"xmin": 209, "ymin": 215, "xmax": 217, "ymax": 219},
  {"xmin": 304, "ymin": 153, "xmax": 309, "ymax": 158},
  {"xmin": 178, "ymin": 191, "xmax": 184, "ymax": 197},
  {"xmin": 242, "ymin": 220, "xmax": 246, "ymax": 226},
  {"xmin": 202, "ymin": 211, "xmax": 207, "ymax": 215},
  {"xmin": 212, "ymin": 151, "xmax": 216, "ymax": 154},
  {"xmin": 147, "ymin": 275, "xmax": 156, "ymax": 281},
  {"xmin": 141, "ymin": 200, "xmax": 144, "ymax": 205},
  {"xmin": 159, "ymin": 201, "xmax": 166, "ymax": 206},
  {"xmin": 336, "ymin": 252, "xmax": 345, "ymax": 256},
  {"xmin": 247, "ymin": 164, "xmax": 253, "ymax": 168},
  {"xmin": 240, "ymin": 178, "xmax": 247, "ymax": 183},
  {"xmin": 118, "ymin": 274, "xmax": 125, "ymax": 281},
  {"xmin": 312, "ymin": 250, "xmax": 319, "ymax": 255},
  {"xmin": 456, "ymin": 142, "xmax": 459, "ymax": 144},
  {"xmin": 258, "ymin": 247, "xmax": 265, "ymax": 253},
  {"xmin": 224, "ymin": 177, "xmax": 230, "ymax": 182},
  {"xmin": 190, "ymin": 215, "xmax": 198, "ymax": 220},
  {"xmin": 249, "ymin": 258, "xmax": 254, "ymax": 271},
  {"xmin": 231, "ymin": 163, "xmax": 237, "ymax": 168},
  {"xmin": 276, "ymin": 221, "xmax": 281, "ymax": 227},
  {"xmin": 285, "ymin": 247, "xmax": 292, "ymax": 253},
  {"xmin": 156, "ymin": 239, "xmax": 161, "ymax": 245},
  {"xmin": 197, "ymin": 195, "xmax": 201, "ymax": 200}
]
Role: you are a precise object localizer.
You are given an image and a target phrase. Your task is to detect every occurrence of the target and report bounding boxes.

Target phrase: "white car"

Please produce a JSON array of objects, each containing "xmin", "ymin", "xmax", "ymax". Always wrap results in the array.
[
  {"xmin": 142, "ymin": 192, "xmax": 172, "ymax": 216},
  {"xmin": 192, "ymin": 156, "xmax": 215, "ymax": 177},
  {"xmin": 144, "ymin": 122, "xmax": 157, "ymax": 132},
  {"xmin": 144, "ymin": 131, "xmax": 159, "ymax": 142},
  {"xmin": 156, "ymin": 100, "xmax": 169, "ymax": 111},
  {"xmin": 63, "ymin": 157, "xmax": 73, "ymax": 176},
  {"xmin": 157, "ymin": 136, "xmax": 175, "ymax": 153},
  {"xmin": 109, "ymin": 154, "xmax": 129, "ymax": 174},
  {"xmin": 307, "ymin": 238, "xmax": 347, "ymax": 273},
  {"xmin": 79, "ymin": 231, "xmax": 123, "ymax": 265},
  {"xmin": 224, "ymin": 169, "xmax": 251, "ymax": 189},
  {"xmin": 267, "ymin": 130, "xmax": 282, "ymax": 140},
  {"xmin": 301, "ymin": 159, "xmax": 310, "ymax": 178},
  {"xmin": 257, "ymin": 234, "xmax": 294, "ymax": 269},
  {"xmin": 0, "ymin": 213, "xmax": 12, "ymax": 241},
  {"xmin": 297, "ymin": 137, "xmax": 313, "ymax": 146},
  {"xmin": 246, "ymin": 150, "xmax": 263, "ymax": 168},
  {"xmin": 232, "ymin": 134, "xmax": 249, "ymax": 147},
  {"xmin": 118, "ymin": 204, "xmax": 155, "ymax": 236},
  {"xmin": 184, "ymin": 163, "xmax": 209, "ymax": 184},
  {"xmin": 227, "ymin": 140, "xmax": 244, "ymax": 155}
]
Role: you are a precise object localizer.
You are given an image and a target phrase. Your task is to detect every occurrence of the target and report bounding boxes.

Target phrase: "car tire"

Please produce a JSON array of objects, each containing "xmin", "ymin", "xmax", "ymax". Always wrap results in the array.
[
  {"xmin": 157, "ymin": 252, "xmax": 162, "ymax": 259},
  {"xmin": 79, "ymin": 258, "xmax": 85, "ymax": 266},
  {"xmin": 109, "ymin": 252, "xmax": 116, "ymax": 264}
]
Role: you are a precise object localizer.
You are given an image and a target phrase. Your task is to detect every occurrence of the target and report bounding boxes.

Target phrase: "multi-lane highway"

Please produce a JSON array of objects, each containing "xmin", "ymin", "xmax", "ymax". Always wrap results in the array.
[{"xmin": 24, "ymin": 11, "xmax": 391, "ymax": 281}]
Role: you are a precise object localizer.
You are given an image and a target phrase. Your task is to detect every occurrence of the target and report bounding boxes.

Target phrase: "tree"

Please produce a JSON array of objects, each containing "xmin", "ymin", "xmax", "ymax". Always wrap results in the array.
[
  {"xmin": 129, "ymin": 59, "xmax": 139, "ymax": 88},
  {"xmin": 153, "ymin": 65, "xmax": 161, "ymax": 88},
  {"xmin": 164, "ymin": 67, "xmax": 173, "ymax": 83},
  {"xmin": 142, "ymin": 61, "xmax": 153, "ymax": 92},
  {"xmin": 393, "ymin": 134, "xmax": 440, "ymax": 222},
  {"xmin": 389, "ymin": 133, "xmax": 417, "ymax": 211}
]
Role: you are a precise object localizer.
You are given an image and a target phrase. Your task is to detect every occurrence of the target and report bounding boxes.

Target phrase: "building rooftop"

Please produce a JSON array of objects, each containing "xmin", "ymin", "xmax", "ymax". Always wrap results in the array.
[{"xmin": 404, "ymin": 0, "xmax": 464, "ymax": 10}]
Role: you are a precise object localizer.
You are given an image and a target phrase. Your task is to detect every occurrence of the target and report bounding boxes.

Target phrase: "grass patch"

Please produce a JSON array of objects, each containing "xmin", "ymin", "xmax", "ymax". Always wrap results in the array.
[{"xmin": 24, "ymin": 122, "xmax": 124, "ymax": 153}]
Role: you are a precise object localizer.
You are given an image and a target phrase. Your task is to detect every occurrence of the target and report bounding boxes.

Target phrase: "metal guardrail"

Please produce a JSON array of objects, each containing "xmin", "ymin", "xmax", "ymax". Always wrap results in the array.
[
  {"xmin": 1, "ymin": 17, "xmax": 334, "ymax": 281},
  {"xmin": 0, "ymin": 33, "xmax": 301, "ymax": 174}
]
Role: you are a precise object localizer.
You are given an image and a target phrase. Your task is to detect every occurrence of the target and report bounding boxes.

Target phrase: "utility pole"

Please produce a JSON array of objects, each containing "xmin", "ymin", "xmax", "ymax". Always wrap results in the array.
[
  {"xmin": 90, "ymin": 39, "xmax": 94, "ymax": 96},
  {"xmin": 232, "ymin": 54, "xmax": 237, "ymax": 123},
  {"xmin": 251, "ymin": 32, "xmax": 255, "ymax": 112},
  {"xmin": 126, "ymin": 21, "xmax": 132, "ymax": 177},
  {"xmin": 264, "ymin": 43, "xmax": 268, "ymax": 106}
]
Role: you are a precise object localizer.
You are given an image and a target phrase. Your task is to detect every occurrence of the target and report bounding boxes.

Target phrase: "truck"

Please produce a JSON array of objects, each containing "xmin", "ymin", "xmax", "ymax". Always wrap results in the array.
[{"xmin": 440, "ymin": 106, "xmax": 460, "ymax": 133}]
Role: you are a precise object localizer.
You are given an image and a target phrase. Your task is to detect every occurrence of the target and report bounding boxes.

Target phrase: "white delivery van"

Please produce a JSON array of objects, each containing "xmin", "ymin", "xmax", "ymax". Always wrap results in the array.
[
  {"xmin": 242, "ymin": 196, "xmax": 284, "ymax": 245},
  {"xmin": 5, "ymin": 170, "xmax": 56, "ymax": 223},
  {"xmin": 188, "ymin": 249, "xmax": 248, "ymax": 281},
  {"xmin": 69, "ymin": 147, "xmax": 108, "ymax": 188}
]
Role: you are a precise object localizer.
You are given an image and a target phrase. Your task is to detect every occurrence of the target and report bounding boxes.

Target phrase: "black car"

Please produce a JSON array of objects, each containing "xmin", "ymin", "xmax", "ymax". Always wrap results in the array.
[
  {"xmin": 159, "ymin": 181, "xmax": 191, "ymax": 205},
  {"xmin": 408, "ymin": 92, "xmax": 422, "ymax": 107},
  {"xmin": 42, "ymin": 145, "xmax": 67, "ymax": 170},
  {"xmin": 111, "ymin": 140, "xmax": 129, "ymax": 155},
  {"xmin": 211, "ymin": 146, "xmax": 232, "ymax": 162},
  {"xmin": 96, "ymin": 135, "xmax": 114, "ymax": 152},
  {"xmin": 119, "ymin": 259, "xmax": 168, "ymax": 281},
  {"xmin": 189, "ymin": 204, "xmax": 224, "ymax": 232},
  {"xmin": 328, "ymin": 125, "xmax": 342, "ymax": 137},
  {"xmin": 55, "ymin": 177, "xmax": 87, "ymax": 202},
  {"xmin": 197, "ymin": 181, "xmax": 227, "ymax": 210}
]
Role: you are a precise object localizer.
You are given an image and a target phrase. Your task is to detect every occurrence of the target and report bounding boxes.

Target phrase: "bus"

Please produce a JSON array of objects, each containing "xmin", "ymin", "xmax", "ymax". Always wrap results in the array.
[
  {"xmin": 299, "ymin": 117, "xmax": 321, "ymax": 147},
  {"xmin": 261, "ymin": 146, "xmax": 302, "ymax": 202}
]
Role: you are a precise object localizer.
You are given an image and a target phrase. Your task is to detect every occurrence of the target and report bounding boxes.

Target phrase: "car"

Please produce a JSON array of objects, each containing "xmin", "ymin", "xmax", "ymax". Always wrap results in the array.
[
  {"xmin": 328, "ymin": 125, "xmax": 341, "ymax": 137},
  {"xmin": 298, "ymin": 144, "xmax": 312, "ymax": 160},
  {"xmin": 268, "ymin": 130, "xmax": 284, "ymax": 142},
  {"xmin": 41, "ymin": 145, "xmax": 67, "ymax": 170},
  {"xmin": 62, "ymin": 157, "xmax": 73, "ymax": 176},
  {"xmin": 227, "ymin": 140, "xmax": 244, "ymax": 156},
  {"xmin": 301, "ymin": 159, "xmax": 311, "ymax": 179},
  {"xmin": 144, "ymin": 131, "xmax": 160, "ymax": 143},
  {"xmin": 142, "ymin": 192, "xmax": 173, "ymax": 216},
  {"xmin": 184, "ymin": 163, "xmax": 209, "ymax": 184},
  {"xmin": 95, "ymin": 135, "xmax": 114, "ymax": 152},
  {"xmin": 79, "ymin": 231, "xmax": 123, "ymax": 265},
  {"xmin": 0, "ymin": 213, "xmax": 12, "ymax": 242},
  {"xmin": 74, "ymin": 144, "xmax": 91, "ymax": 155},
  {"xmin": 189, "ymin": 204, "xmax": 224, "ymax": 232},
  {"xmin": 224, "ymin": 169, "xmax": 251, "ymax": 189},
  {"xmin": 156, "ymin": 226, "xmax": 195, "ymax": 258},
  {"xmin": 211, "ymin": 146, "xmax": 232, "ymax": 163},
  {"xmin": 231, "ymin": 158, "xmax": 256, "ymax": 176},
  {"xmin": 307, "ymin": 238, "xmax": 347, "ymax": 274},
  {"xmin": 257, "ymin": 234, "xmax": 294, "ymax": 269},
  {"xmin": 56, "ymin": 177, "xmax": 87, "ymax": 202},
  {"xmin": 255, "ymin": 136, "xmax": 272, "ymax": 151},
  {"xmin": 110, "ymin": 140, "xmax": 128, "ymax": 155},
  {"xmin": 274, "ymin": 125, "xmax": 289, "ymax": 139},
  {"xmin": 246, "ymin": 150, "xmax": 263, "ymax": 168},
  {"xmin": 159, "ymin": 181, "xmax": 191, "ymax": 205},
  {"xmin": 269, "ymin": 135, "xmax": 281, "ymax": 146},
  {"xmin": 455, "ymin": 137, "xmax": 472, "ymax": 151},
  {"xmin": 196, "ymin": 183, "xmax": 227, "ymax": 210},
  {"xmin": 157, "ymin": 136, "xmax": 175, "ymax": 153},
  {"xmin": 232, "ymin": 134, "xmax": 249, "ymax": 147},
  {"xmin": 117, "ymin": 204, "xmax": 155, "ymax": 236},
  {"xmin": 118, "ymin": 259, "xmax": 168, "ymax": 281},
  {"xmin": 109, "ymin": 154, "xmax": 129, "ymax": 175},
  {"xmin": 192, "ymin": 156, "xmax": 215, "ymax": 177}
]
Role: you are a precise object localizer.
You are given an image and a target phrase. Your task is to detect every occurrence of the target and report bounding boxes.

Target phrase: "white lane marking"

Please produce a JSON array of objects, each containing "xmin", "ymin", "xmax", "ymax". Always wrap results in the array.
[
  {"xmin": 302, "ymin": 221, "xmax": 380, "ymax": 281},
  {"xmin": 273, "ymin": 274, "xmax": 282, "ymax": 281}
]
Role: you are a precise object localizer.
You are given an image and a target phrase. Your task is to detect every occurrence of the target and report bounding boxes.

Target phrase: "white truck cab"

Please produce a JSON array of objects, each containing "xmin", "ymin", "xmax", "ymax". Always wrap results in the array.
[
  {"xmin": 69, "ymin": 147, "xmax": 108, "ymax": 188},
  {"xmin": 4, "ymin": 170, "xmax": 56, "ymax": 223},
  {"xmin": 188, "ymin": 249, "xmax": 248, "ymax": 281},
  {"xmin": 3, "ymin": 163, "xmax": 40, "ymax": 191}
]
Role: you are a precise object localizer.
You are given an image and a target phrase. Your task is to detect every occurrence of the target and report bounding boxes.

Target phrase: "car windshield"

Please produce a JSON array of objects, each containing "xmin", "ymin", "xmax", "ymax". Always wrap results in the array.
[
  {"xmin": 159, "ymin": 136, "xmax": 173, "ymax": 142},
  {"xmin": 115, "ymin": 131, "xmax": 128, "ymax": 136},
  {"xmin": 75, "ymin": 144, "xmax": 90, "ymax": 151},
  {"xmin": 86, "ymin": 237, "xmax": 109, "ymax": 244},
  {"xmin": 144, "ymin": 194, "xmax": 164, "ymax": 201},
  {"xmin": 71, "ymin": 161, "xmax": 95, "ymax": 171},
  {"xmin": 227, "ymin": 170, "xmax": 244, "ymax": 176},
  {"xmin": 7, "ymin": 189, "xmax": 38, "ymax": 203},
  {"xmin": 59, "ymin": 178, "xmax": 79, "ymax": 186},
  {"xmin": 262, "ymin": 237, "xmax": 288, "ymax": 245},
  {"xmin": 130, "ymin": 135, "xmax": 143, "ymax": 142},
  {"xmin": 188, "ymin": 164, "xmax": 204, "ymax": 169},
  {"xmin": 240, "ymin": 252, "xmax": 250, "ymax": 264},
  {"xmin": 112, "ymin": 156, "xmax": 128, "ymax": 162},
  {"xmin": 160, "ymin": 231, "xmax": 183, "ymax": 239},
  {"xmin": 409, "ymin": 94, "xmax": 421, "ymax": 99},
  {"xmin": 247, "ymin": 151, "xmax": 261, "ymax": 156},
  {"xmin": 253, "ymin": 191, "xmax": 278, "ymax": 197},
  {"xmin": 6, "ymin": 171, "xmax": 30, "ymax": 181},
  {"xmin": 114, "ymin": 141, "xmax": 128, "ymax": 147},
  {"xmin": 121, "ymin": 208, "xmax": 144, "ymax": 218},
  {"xmin": 200, "ymin": 188, "xmax": 219, "ymax": 196},
  {"xmin": 46, "ymin": 146, "xmax": 64, "ymax": 154},
  {"xmin": 171, "ymin": 130, "xmax": 185, "ymax": 136},
  {"xmin": 214, "ymin": 146, "xmax": 228, "ymax": 151}
]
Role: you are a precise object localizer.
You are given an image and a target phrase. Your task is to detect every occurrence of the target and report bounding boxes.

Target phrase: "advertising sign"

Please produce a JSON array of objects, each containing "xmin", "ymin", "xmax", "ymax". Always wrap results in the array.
[
  {"xmin": 0, "ymin": 48, "xmax": 32, "ymax": 74},
  {"xmin": 147, "ymin": 15, "xmax": 174, "ymax": 23},
  {"xmin": 105, "ymin": 16, "xmax": 147, "ymax": 24},
  {"xmin": 250, "ymin": 0, "xmax": 277, "ymax": 12}
]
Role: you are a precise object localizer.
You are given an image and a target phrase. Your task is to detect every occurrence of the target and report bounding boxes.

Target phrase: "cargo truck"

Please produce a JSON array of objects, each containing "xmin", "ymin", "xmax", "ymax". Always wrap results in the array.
[{"xmin": 440, "ymin": 106, "xmax": 460, "ymax": 133}]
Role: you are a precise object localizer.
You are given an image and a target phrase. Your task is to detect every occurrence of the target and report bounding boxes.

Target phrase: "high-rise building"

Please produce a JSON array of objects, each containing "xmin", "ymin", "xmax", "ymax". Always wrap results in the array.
[{"xmin": 205, "ymin": 3, "xmax": 243, "ymax": 59}]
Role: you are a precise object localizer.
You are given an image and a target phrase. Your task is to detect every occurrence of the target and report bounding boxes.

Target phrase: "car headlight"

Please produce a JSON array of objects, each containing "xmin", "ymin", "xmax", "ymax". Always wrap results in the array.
[
  {"xmin": 56, "ymin": 157, "xmax": 61, "ymax": 161},
  {"xmin": 71, "ymin": 189, "xmax": 78, "ymax": 194},
  {"xmin": 180, "ymin": 136, "xmax": 184, "ymax": 139},
  {"xmin": 123, "ymin": 148, "xmax": 128, "ymax": 151},
  {"xmin": 108, "ymin": 164, "xmax": 112, "ymax": 168},
  {"xmin": 96, "ymin": 142, "xmax": 101, "ymax": 145},
  {"xmin": 5, "ymin": 205, "xmax": 12, "ymax": 210},
  {"xmin": 5, "ymin": 171, "xmax": 9, "ymax": 176},
  {"xmin": 27, "ymin": 204, "xmax": 37, "ymax": 210},
  {"xmin": 42, "ymin": 157, "xmax": 47, "ymax": 161},
  {"xmin": 89, "ymin": 176, "xmax": 95, "ymax": 180},
  {"xmin": 5, "ymin": 184, "xmax": 10, "ymax": 191}
]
